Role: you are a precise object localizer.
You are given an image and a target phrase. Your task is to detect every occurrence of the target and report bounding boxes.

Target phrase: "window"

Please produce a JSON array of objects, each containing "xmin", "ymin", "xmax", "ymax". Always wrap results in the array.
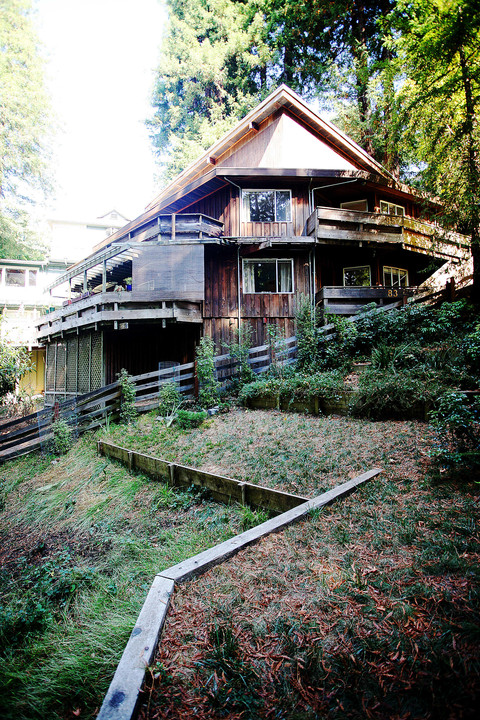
[
  {"xmin": 243, "ymin": 259, "xmax": 293, "ymax": 293},
  {"xmin": 380, "ymin": 200, "xmax": 405, "ymax": 216},
  {"xmin": 28, "ymin": 270, "xmax": 37, "ymax": 286},
  {"xmin": 5, "ymin": 269, "xmax": 26, "ymax": 287},
  {"xmin": 340, "ymin": 199, "xmax": 368, "ymax": 212},
  {"xmin": 242, "ymin": 190, "xmax": 292, "ymax": 223},
  {"xmin": 383, "ymin": 266, "xmax": 408, "ymax": 288},
  {"xmin": 343, "ymin": 265, "xmax": 371, "ymax": 287}
]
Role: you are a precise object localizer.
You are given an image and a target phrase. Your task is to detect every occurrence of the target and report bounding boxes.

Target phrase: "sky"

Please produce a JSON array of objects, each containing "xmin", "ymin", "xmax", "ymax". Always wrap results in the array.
[{"xmin": 34, "ymin": 0, "xmax": 166, "ymax": 224}]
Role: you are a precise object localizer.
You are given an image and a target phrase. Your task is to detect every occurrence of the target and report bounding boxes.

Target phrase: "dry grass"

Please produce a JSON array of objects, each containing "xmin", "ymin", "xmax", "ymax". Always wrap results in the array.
[
  {"xmin": 106, "ymin": 408, "xmax": 432, "ymax": 495},
  {"xmin": 122, "ymin": 410, "xmax": 480, "ymax": 720}
]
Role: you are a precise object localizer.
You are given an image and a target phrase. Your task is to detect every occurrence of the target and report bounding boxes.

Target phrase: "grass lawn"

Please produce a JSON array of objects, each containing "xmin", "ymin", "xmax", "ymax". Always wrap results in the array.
[{"xmin": 1, "ymin": 408, "xmax": 479, "ymax": 719}]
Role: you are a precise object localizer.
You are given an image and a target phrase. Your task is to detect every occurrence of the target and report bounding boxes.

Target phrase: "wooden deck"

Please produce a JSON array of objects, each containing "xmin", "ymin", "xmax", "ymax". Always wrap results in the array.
[
  {"xmin": 307, "ymin": 206, "xmax": 469, "ymax": 260},
  {"xmin": 36, "ymin": 291, "xmax": 203, "ymax": 340},
  {"xmin": 316, "ymin": 286, "xmax": 416, "ymax": 315}
]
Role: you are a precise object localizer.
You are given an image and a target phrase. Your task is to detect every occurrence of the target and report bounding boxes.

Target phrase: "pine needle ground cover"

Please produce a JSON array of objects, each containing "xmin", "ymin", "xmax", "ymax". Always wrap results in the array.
[
  {"xmin": 1, "ymin": 410, "xmax": 479, "ymax": 719},
  {"xmin": 108, "ymin": 411, "xmax": 479, "ymax": 720}
]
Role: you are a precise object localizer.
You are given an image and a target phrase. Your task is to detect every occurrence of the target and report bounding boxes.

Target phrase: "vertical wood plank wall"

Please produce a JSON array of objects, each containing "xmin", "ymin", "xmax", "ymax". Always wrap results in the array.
[{"xmin": 204, "ymin": 245, "xmax": 311, "ymax": 349}]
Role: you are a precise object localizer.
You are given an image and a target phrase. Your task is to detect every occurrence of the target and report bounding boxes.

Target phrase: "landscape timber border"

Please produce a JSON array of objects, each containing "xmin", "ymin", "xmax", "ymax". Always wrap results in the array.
[
  {"xmin": 96, "ymin": 466, "xmax": 382, "ymax": 720},
  {"xmin": 97, "ymin": 440, "xmax": 309, "ymax": 513}
]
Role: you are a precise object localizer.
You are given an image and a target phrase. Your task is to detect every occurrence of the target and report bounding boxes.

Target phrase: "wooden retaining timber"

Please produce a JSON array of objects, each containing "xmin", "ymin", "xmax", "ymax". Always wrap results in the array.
[
  {"xmin": 97, "ymin": 467, "xmax": 383, "ymax": 720},
  {"xmin": 97, "ymin": 441, "xmax": 308, "ymax": 513}
]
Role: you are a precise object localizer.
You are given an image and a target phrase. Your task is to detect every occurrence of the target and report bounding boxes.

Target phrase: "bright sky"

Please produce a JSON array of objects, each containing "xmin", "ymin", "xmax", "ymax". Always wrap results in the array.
[{"xmin": 34, "ymin": 0, "xmax": 166, "ymax": 224}]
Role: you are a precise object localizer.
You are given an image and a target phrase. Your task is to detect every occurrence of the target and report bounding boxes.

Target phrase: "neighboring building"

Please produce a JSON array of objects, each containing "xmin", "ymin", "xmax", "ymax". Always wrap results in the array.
[
  {"xmin": 37, "ymin": 85, "xmax": 472, "ymax": 405},
  {"xmin": 0, "ymin": 211, "xmax": 129, "ymax": 396},
  {"xmin": 47, "ymin": 210, "xmax": 130, "ymax": 264}
]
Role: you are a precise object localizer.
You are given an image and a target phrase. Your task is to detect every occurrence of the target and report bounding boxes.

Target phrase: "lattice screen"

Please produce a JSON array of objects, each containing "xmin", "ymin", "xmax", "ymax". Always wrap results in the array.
[
  {"xmin": 44, "ymin": 331, "xmax": 103, "ymax": 404},
  {"xmin": 78, "ymin": 335, "xmax": 90, "ymax": 394},
  {"xmin": 66, "ymin": 337, "xmax": 78, "ymax": 393},
  {"xmin": 55, "ymin": 342, "xmax": 66, "ymax": 393},
  {"xmin": 91, "ymin": 332, "xmax": 103, "ymax": 389}
]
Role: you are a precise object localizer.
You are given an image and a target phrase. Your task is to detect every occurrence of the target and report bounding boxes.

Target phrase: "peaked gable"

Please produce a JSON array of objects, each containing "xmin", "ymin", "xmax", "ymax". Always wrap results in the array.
[
  {"xmin": 147, "ymin": 85, "xmax": 393, "ymax": 212},
  {"xmin": 218, "ymin": 112, "xmax": 357, "ymax": 171}
]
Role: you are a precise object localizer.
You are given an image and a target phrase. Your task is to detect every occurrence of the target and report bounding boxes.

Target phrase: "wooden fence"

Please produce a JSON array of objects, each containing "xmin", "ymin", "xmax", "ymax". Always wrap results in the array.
[{"xmin": 0, "ymin": 300, "xmax": 406, "ymax": 463}]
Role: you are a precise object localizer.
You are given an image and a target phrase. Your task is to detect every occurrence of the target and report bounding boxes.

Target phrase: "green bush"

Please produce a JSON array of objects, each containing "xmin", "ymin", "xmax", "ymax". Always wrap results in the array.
[
  {"xmin": 118, "ymin": 368, "xmax": 137, "ymax": 425},
  {"xmin": 176, "ymin": 409, "xmax": 207, "ymax": 429},
  {"xmin": 429, "ymin": 392, "xmax": 480, "ymax": 474},
  {"xmin": 49, "ymin": 419, "xmax": 73, "ymax": 455},
  {"xmin": 158, "ymin": 382, "xmax": 183, "ymax": 426},
  {"xmin": 350, "ymin": 369, "xmax": 442, "ymax": 420},
  {"xmin": 238, "ymin": 370, "xmax": 345, "ymax": 406},
  {"xmin": 196, "ymin": 337, "xmax": 221, "ymax": 408}
]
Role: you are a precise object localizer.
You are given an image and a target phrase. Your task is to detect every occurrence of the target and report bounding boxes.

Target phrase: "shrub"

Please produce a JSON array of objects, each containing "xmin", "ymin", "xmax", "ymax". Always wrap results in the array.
[
  {"xmin": 196, "ymin": 337, "xmax": 221, "ymax": 408},
  {"xmin": 350, "ymin": 368, "xmax": 441, "ymax": 420},
  {"xmin": 158, "ymin": 382, "xmax": 183, "ymax": 426},
  {"xmin": 295, "ymin": 294, "xmax": 322, "ymax": 370},
  {"xmin": 117, "ymin": 368, "xmax": 137, "ymax": 425},
  {"xmin": 0, "ymin": 342, "xmax": 33, "ymax": 397},
  {"xmin": 238, "ymin": 370, "xmax": 345, "ymax": 406},
  {"xmin": 462, "ymin": 325, "xmax": 480, "ymax": 377},
  {"xmin": 49, "ymin": 419, "xmax": 73, "ymax": 455},
  {"xmin": 429, "ymin": 392, "xmax": 480, "ymax": 474},
  {"xmin": 176, "ymin": 409, "xmax": 207, "ymax": 429},
  {"xmin": 225, "ymin": 324, "xmax": 255, "ymax": 385}
]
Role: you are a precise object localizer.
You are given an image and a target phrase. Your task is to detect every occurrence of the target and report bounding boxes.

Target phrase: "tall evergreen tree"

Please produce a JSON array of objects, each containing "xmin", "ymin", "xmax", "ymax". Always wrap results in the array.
[
  {"xmin": 148, "ymin": 0, "xmax": 267, "ymax": 180},
  {"xmin": 0, "ymin": 0, "xmax": 51, "ymax": 259},
  {"xmin": 149, "ymin": 0, "xmax": 404, "ymax": 178},
  {"xmin": 395, "ymin": 0, "xmax": 480, "ymax": 301}
]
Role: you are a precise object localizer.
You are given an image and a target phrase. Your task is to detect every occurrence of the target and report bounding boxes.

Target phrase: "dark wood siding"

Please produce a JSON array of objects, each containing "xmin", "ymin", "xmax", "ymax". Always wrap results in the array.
[
  {"xmin": 204, "ymin": 245, "xmax": 311, "ymax": 349},
  {"xmin": 182, "ymin": 186, "xmax": 239, "ymax": 236},
  {"xmin": 104, "ymin": 324, "xmax": 200, "ymax": 384}
]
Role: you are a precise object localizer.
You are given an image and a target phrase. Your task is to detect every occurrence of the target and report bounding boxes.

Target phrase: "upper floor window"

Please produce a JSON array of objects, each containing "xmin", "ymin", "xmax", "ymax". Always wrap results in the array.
[
  {"xmin": 5, "ymin": 269, "xmax": 26, "ymax": 287},
  {"xmin": 383, "ymin": 266, "xmax": 408, "ymax": 288},
  {"xmin": 242, "ymin": 190, "xmax": 292, "ymax": 223},
  {"xmin": 2, "ymin": 268, "xmax": 37, "ymax": 287},
  {"xmin": 243, "ymin": 258, "xmax": 294, "ymax": 294},
  {"xmin": 343, "ymin": 265, "xmax": 371, "ymax": 287},
  {"xmin": 380, "ymin": 200, "xmax": 405, "ymax": 216}
]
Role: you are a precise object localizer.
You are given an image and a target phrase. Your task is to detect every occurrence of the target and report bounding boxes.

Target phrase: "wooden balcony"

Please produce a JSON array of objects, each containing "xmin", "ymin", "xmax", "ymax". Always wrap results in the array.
[
  {"xmin": 36, "ymin": 290, "xmax": 203, "ymax": 340},
  {"xmin": 316, "ymin": 286, "xmax": 418, "ymax": 315},
  {"xmin": 307, "ymin": 206, "xmax": 469, "ymax": 260},
  {"xmin": 93, "ymin": 213, "xmax": 224, "ymax": 251}
]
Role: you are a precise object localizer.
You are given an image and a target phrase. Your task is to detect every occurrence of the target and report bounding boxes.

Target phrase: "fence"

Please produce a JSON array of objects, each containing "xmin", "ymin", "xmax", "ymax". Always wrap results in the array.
[{"xmin": 0, "ymin": 300, "xmax": 408, "ymax": 463}]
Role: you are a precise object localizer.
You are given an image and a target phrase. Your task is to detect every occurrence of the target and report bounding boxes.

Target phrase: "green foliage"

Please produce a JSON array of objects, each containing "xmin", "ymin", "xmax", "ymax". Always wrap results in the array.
[
  {"xmin": 198, "ymin": 621, "xmax": 263, "ymax": 716},
  {"xmin": 350, "ymin": 368, "xmax": 442, "ymax": 420},
  {"xmin": 225, "ymin": 324, "xmax": 255, "ymax": 385},
  {"xmin": 49, "ymin": 419, "xmax": 73, "ymax": 456},
  {"xmin": 118, "ymin": 368, "xmax": 137, "ymax": 425},
  {"xmin": 393, "ymin": 0, "xmax": 480, "ymax": 298},
  {"xmin": 241, "ymin": 505, "xmax": 269, "ymax": 530},
  {"xmin": 295, "ymin": 294, "xmax": 322, "ymax": 371},
  {"xmin": 238, "ymin": 370, "xmax": 345, "ymax": 406},
  {"xmin": 158, "ymin": 382, "xmax": 184, "ymax": 427},
  {"xmin": 149, "ymin": 0, "xmax": 405, "ymax": 178},
  {"xmin": 0, "ymin": 548, "xmax": 95, "ymax": 648},
  {"xmin": 430, "ymin": 392, "xmax": 480, "ymax": 475},
  {"xmin": 0, "ymin": 0, "xmax": 52, "ymax": 259},
  {"xmin": 371, "ymin": 342, "xmax": 413, "ymax": 372},
  {"xmin": 176, "ymin": 409, "xmax": 207, "ymax": 429},
  {"xmin": 0, "ymin": 338, "xmax": 33, "ymax": 396},
  {"xmin": 462, "ymin": 325, "xmax": 480, "ymax": 372},
  {"xmin": 196, "ymin": 336, "xmax": 221, "ymax": 408}
]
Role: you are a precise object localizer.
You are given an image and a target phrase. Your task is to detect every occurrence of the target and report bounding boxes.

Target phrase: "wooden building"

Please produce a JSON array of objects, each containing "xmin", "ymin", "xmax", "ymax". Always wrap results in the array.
[{"xmin": 37, "ymin": 85, "xmax": 471, "ymax": 404}]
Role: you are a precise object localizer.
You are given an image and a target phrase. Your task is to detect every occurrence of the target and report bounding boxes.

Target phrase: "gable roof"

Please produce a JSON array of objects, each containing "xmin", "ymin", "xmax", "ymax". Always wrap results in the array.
[{"xmin": 146, "ymin": 84, "xmax": 396, "ymax": 212}]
